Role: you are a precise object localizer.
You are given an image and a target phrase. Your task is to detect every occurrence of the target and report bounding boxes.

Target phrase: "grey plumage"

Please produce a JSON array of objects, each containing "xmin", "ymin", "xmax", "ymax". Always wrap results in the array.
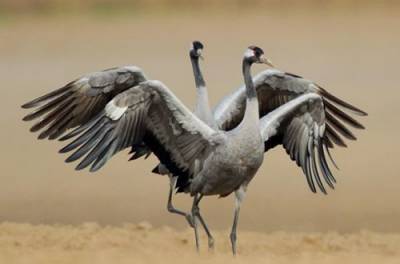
[
  {"xmin": 61, "ymin": 80, "xmax": 216, "ymax": 175},
  {"xmin": 214, "ymin": 69, "xmax": 366, "ymax": 138},
  {"xmin": 213, "ymin": 69, "xmax": 367, "ymax": 193},
  {"xmin": 22, "ymin": 66, "xmax": 147, "ymax": 140},
  {"xmin": 259, "ymin": 93, "xmax": 330, "ymax": 193}
]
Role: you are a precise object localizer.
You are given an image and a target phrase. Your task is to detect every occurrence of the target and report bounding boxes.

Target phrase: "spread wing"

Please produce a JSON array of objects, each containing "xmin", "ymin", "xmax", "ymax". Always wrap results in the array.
[
  {"xmin": 213, "ymin": 69, "xmax": 367, "ymax": 150},
  {"xmin": 59, "ymin": 80, "xmax": 218, "ymax": 191},
  {"xmin": 260, "ymin": 93, "xmax": 336, "ymax": 194},
  {"xmin": 21, "ymin": 66, "xmax": 147, "ymax": 140}
]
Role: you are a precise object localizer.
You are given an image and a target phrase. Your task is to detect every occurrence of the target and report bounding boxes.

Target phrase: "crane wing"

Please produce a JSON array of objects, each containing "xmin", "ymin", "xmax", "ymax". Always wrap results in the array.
[
  {"xmin": 22, "ymin": 66, "xmax": 147, "ymax": 140},
  {"xmin": 59, "ymin": 80, "xmax": 218, "ymax": 192},
  {"xmin": 260, "ymin": 93, "xmax": 337, "ymax": 194},
  {"xmin": 213, "ymin": 69, "xmax": 366, "ymax": 150}
]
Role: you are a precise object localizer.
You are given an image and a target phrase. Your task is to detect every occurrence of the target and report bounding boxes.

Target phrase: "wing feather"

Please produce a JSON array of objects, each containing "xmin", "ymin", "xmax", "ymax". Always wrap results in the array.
[
  {"xmin": 323, "ymin": 99, "xmax": 365, "ymax": 129},
  {"xmin": 29, "ymin": 96, "xmax": 75, "ymax": 133},
  {"xmin": 260, "ymin": 93, "xmax": 334, "ymax": 193},
  {"xmin": 59, "ymin": 80, "xmax": 217, "ymax": 191},
  {"xmin": 326, "ymin": 124, "xmax": 347, "ymax": 147},
  {"xmin": 310, "ymin": 138, "xmax": 326, "ymax": 194},
  {"xmin": 21, "ymin": 82, "xmax": 75, "ymax": 109},
  {"xmin": 37, "ymin": 102, "xmax": 77, "ymax": 139},
  {"xmin": 22, "ymin": 66, "xmax": 147, "ymax": 140},
  {"xmin": 318, "ymin": 86, "xmax": 368, "ymax": 116},
  {"xmin": 214, "ymin": 69, "xmax": 366, "ymax": 151},
  {"xmin": 325, "ymin": 111, "xmax": 356, "ymax": 140}
]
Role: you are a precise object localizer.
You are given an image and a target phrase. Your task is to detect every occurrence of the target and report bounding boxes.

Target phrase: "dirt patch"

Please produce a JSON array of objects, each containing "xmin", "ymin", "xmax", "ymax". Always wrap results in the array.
[{"xmin": 0, "ymin": 222, "xmax": 398, "ymax": 264}]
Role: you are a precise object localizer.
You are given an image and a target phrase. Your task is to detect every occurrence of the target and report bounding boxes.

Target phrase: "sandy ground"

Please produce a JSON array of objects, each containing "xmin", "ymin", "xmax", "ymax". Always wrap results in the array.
[
  {"xmin": 0, "ymin": 3, "xmax": 400, "ymax": 263},
  {"xmin": 0, "ymin": 222, "xmax": 399, "ymax": 264}
]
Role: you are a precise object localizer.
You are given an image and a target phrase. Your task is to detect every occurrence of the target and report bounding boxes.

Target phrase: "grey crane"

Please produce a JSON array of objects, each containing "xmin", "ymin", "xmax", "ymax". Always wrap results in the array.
[
  {"xmin": 47, "ymin": 46, "xmax": 332, "ymax": 255},
  {"xmin": 131, "ymin": 41, "xmax": 218, "ymax": 233},
  {"xmin": 20, "ymin": 40, "xmax": 217, "ymax": 243},
  {"xmin": 156, "ymin": 40, "xmax": 218, "ymax": 248},
  {"xmin": 148, "ymin": 45, "xmax": 367, "ymax": 242},
  {"xmin": 144, "ymin": 45, "xmax": 367, "ymax": 250}
]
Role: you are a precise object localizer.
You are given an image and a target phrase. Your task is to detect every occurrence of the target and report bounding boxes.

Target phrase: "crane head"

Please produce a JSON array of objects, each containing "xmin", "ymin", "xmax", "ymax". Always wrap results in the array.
[
  {"xmin": 190, "ymin": 40, "xmax": 204, "ymax": 60},
  {"xmin": 244, "ymin": 46, "xmax": 274, "ymax": 67}
]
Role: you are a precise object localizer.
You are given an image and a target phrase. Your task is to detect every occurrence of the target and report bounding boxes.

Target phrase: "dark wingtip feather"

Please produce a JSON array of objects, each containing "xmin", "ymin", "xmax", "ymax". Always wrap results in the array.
[
  {"xmin": 318, "ymin": 86, "xmax": 368, "ymax": 116},
  {"xmin": 64, "ymin": 137, "xmax": 101, "ymax": 163},
  {"xmin": 318, "ymin": 143, "xmax": 337, "ymax": 187},
  {"xmin": 323, "ymin": 99, "xmax": 365, "ymax": 129},
  {"xmin": 60, "ymin": 135, "xmax": 88, "ymax": 154},
  {"xmin": 35, "ymin": 106, "xmax": 75, "ymax": 140},
  {"xmin": 90, "ymin": 140, "xmax": 118, "ymax": 172},
  {"xmin": 59, "ymin": 114, "xmax": 104, "ymax": 142},
  {"xmin": 324, "ymin": 136, "xmax": 334, "ymax": 149},
  {"xmin": 21, "ymin": 100, "xmax": 44, "ymax": 109},
  {"xmin": 89, "ymin": 166, "xmax": 101, "ymax": 173},
  {"xmin": 326, "ymin": 125, "xmax": 347, "ymax": 148},
  {"xmin": 305, "ymin": 156, "xmax": 317, "ymax": 193},
  {"xmin": 48, "ymin": 130, "xmax": 65, "ymax": 140},
  {"xmin": 73, "ymin": 130, "xmax": 114, "ymax": 171},
  {"xmin": 59, "ymin": 128, "xmax": 83, "ymax": 141},
  {"xmin": 75, "ymin": 163, "xmax": 87, "ymax": 171},
  {"xmin": 37, "ymin": 131, "xmax": 49, "ymax": 140},
  {"xmin": 325, "ymin": 144, "xmax": 339, "ymax": 170},
  {"xmin": 65, "ymin": 155, "xmax": 77, "ymax": 163},
  {"xmin": 326, "ymin": 112, "xmax": 357, "ymax": 141},
  {"xmin": 21, "ymin": 83, "xmax": 75, "ymax": 109},
  {"xmin": 22, "ymin": 91, "xmax": 75, "ymax": 126},
  {"xmin": 21, "ymin": 102, "xmax": 33, "ymax": 109},
  {"xmin": 308, "ymin": 139, "xmax": 327, "ymax": 195},
  {"xmin": 22, "ymin": 115, "xmax": 33, "ymax": 121}
]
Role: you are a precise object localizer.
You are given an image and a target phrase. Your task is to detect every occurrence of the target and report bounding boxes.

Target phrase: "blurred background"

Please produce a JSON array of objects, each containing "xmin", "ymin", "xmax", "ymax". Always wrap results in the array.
[{"xmin": 1, "ymin": 0, "xmax": 399, "ymax": 233}]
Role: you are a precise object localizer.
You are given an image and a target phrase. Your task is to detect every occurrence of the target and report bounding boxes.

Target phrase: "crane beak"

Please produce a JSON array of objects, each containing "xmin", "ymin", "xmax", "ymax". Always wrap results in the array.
[{"xmin": 259, "ymin": 56, "xmax": 274, "ymax": 67}]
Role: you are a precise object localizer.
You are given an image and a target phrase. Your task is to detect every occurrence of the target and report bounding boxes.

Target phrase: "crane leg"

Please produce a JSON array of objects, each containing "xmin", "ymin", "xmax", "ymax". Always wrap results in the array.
[
  {"xmin": 191, "ymin": 194, "xmax": 201, "ymax": 252},
  {"xmin": 191, "ymin": 194, "xmax": 215, "ymax": 251},
  {"xmin": 230, "ymin": 186, "xmax": 246, "ymax": 256},
  {"xmin": 167, "ymin": 175, "xmax": 194, "ymax": 227}
]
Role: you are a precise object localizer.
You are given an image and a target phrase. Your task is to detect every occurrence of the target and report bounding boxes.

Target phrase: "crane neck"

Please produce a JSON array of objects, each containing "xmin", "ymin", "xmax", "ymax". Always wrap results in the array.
[
  {"xmin": 190, "ymin": 53, "xmax": 217, "ymax": 129},
  {"xmin": 241, "ymin": 58, "xmax": 260, "ymax": 128},
  {"xmin": 242, "ymin": 59, "xmax": 257, "ymax": 100},
  {"xmin": 190, "ymin": 54, "xmax": 206, "ymax": 88}
]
